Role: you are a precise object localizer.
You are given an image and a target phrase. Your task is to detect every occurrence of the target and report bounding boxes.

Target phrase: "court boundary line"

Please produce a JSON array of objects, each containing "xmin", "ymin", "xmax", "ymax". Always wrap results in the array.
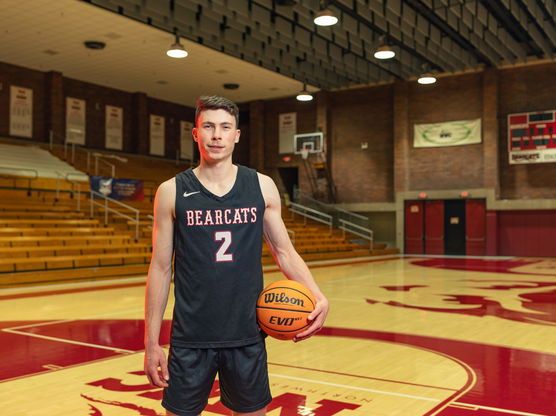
[
  {"xmin": 2, "ymin": 328, "xmax": 136, "ymax": 353},
  {"xmin": 268, "ymin": 362, "xmax": 458, "ymax": 391}
]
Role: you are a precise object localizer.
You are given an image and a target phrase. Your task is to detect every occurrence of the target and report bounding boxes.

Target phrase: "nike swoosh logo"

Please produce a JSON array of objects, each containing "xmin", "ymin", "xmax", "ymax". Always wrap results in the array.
[{"xmin": 183, "ymin": 191, "xmax": 201, "ymax": 198}]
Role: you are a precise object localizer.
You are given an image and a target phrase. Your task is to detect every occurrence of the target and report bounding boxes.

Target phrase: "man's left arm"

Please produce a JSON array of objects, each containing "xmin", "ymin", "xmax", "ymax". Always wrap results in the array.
[{"xmin": 259, "ymin": 173, "xmax": 329, "ymax": 342}]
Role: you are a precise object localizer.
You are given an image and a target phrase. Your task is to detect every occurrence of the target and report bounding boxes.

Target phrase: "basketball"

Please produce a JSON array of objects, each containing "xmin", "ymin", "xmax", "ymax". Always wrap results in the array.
[{"xmin": 256, "ymin": 279, "xmax": 316, "ymax": 340}]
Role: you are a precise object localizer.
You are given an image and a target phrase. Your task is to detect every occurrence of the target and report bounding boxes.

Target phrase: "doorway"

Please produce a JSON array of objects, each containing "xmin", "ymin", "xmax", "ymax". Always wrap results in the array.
[
  {"xmin": 278, "ymin": 167, "xmax": 298, "ymax": 201},
  {"xmin": 444, "ymin": 200, "xmax": 466, "ymax": 255}
]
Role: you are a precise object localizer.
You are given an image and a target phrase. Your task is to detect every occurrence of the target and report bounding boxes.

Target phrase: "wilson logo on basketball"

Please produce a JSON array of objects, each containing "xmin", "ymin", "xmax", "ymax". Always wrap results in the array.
[{"xmin": 264, "ymin": 292, "xmax": 305, "ymax": 307}]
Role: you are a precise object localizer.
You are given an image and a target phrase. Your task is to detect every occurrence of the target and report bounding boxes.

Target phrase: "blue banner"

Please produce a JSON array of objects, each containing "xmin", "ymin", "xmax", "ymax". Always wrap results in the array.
[{"xmin": 90, "ymin": 176, "xmax": 144, "ymax": 201}]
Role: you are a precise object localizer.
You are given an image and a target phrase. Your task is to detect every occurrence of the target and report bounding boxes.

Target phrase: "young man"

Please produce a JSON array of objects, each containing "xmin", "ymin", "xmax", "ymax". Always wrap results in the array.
[{"xmin": 144, "ymin": 95, "xmax": 329, "ymax": 416}]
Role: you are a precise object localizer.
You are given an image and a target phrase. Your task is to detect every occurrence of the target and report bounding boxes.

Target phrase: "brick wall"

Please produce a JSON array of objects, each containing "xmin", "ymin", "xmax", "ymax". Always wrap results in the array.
[
  {"xmin": 329, "ymin": 85, "xmax": 394, "ymax": 202},
  {"xmin": 498, "ymin": 63, "xmax": 556, "ymax": 199},
  {"xmin": 0, "ymin": 62, "xmax": 46, "ymax": 141},
  {"xmin": 64, "ymin": 77, "xmax": 133, "ymax": 151},
  {"xmin": 407, "ymin": 72, "xmax": 484, "ymax": 191}
]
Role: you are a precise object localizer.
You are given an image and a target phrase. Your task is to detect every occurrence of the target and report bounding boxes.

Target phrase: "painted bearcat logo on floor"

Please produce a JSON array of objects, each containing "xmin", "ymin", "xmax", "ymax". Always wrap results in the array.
[{"xmin": 365, "ymin": 258, "xmax": 556, "ymax": 326}]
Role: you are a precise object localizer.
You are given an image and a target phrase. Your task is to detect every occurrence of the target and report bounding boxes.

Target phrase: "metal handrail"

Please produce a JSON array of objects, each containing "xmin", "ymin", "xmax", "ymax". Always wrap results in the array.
[
  {"xmin": 0, "ymin": 167, "xmax": 38, "ymax": 195},
  {"xmin": 54, "ymin": 171, "xmax": 87, "ymax": 211},
  {"xmin": 89, "ymin": 189, "xmax": 140, "ymax": 242},
  {"xmin": 93, "ymin": 154, "xmax": 116, "ymax": 178},
  {"xmin": 296, "ymin": 192, "xmax": 368, "ymax": 227},
  {"xmin": 289, "ymin": 202, "xmax": 333, "ymax": 234},
  {"xmin": 339, "ymin": 219, "xmax": 374, "ymax": 250}
]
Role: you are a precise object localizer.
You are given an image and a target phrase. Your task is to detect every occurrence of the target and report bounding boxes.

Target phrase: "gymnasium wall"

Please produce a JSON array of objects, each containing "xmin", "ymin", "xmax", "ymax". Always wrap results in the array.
[
  {"xmin": 0, "ymin": 60, "xmax": 195, "ymax": 160},
  {"xmin": 0, "ymin": 62, "xmax": 46, "ymax": 141},
  {"xmin": 499, "ymin": 63, "xmax": 556, "ymax": 199}
]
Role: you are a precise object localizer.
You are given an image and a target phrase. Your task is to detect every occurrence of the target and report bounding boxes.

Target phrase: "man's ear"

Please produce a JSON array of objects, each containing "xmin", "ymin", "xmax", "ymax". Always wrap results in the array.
[
  {"xmin": 235, "ymin": 129, "xmax": 241, "ymax": 143},
  {"xmin": 192, "ymin": 127, "xmax": 198, "ymax": 142}
]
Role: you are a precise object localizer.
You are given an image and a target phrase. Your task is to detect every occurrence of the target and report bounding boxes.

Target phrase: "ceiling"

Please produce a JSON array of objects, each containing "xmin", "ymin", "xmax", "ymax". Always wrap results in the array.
[{"xmin": 1, "ymin": 0, "xmax": 555, "ymax": 106}]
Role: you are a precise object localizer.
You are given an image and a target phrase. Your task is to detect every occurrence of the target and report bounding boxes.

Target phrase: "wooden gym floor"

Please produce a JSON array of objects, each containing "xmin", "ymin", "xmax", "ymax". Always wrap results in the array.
[{"xmin": 0, "ymin": 255, "xmax": 555, "ymax": 416}]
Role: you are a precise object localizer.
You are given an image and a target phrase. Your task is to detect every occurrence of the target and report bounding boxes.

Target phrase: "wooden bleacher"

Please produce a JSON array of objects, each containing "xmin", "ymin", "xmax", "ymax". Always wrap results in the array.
[{"xmin": 0, "ymin": 142, "xmax": 397, "ymax": 286}]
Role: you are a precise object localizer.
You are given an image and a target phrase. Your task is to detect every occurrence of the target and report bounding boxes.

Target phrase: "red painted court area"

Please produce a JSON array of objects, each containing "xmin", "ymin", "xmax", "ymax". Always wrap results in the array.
[{"xmin": 1, "ymin": 319, "xmax": 555, "ymax": 415}]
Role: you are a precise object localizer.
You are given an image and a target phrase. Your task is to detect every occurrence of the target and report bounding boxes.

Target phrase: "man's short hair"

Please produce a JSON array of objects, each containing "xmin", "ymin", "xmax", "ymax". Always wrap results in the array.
[{"xmin": 195, "ymin": 95, "xmax": 239, "ymax": 127}]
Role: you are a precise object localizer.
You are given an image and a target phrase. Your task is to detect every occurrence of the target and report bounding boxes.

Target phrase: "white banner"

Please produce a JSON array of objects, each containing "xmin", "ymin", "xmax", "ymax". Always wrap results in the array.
[
  {"xmin": 414, "ymin": 119, "xmax": 481, "ymax": 148},
  {"xmin": 105, "ymin": 105, "xmax": 123, "ymax": 150},
  {"xmin": 180, "ymin": 121, "xmax": 194, "ymax": 160},
  {"xmin": 279, "ymin": 112, "xmax": 296, "ymax": 154},
  {"xmin": 9, "ymin": 86, "xmax": 33, "ymax": 138},
  {"xmin": 149, "ymin": 115, "xmax": 165, "ymax": 156},
  {"xmin": 66, "ymin": 97, "xmax": 86, "ymax": 145}
]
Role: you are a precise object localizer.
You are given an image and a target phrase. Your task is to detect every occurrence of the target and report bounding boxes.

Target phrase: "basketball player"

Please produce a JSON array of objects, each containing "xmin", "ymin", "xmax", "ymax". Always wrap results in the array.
[{"xmin": 144, "ymin": 95, "xmax": 329, "ymax": 416}]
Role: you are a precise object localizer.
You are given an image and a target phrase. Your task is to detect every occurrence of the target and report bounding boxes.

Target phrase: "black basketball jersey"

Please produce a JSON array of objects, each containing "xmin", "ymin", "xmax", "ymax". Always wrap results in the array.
[{"xmin": 171, "ymin": 165, "xmax": 266, "ymax": 348}]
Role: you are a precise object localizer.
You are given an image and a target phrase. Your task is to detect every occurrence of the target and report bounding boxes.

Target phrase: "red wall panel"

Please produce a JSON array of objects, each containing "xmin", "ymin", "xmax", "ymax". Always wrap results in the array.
[
  {"xmin": 498, "ymin": 210, "xmax": 556, "ymax": 257},
  {"xmin": 425, "ymin": 200, "xmax": 444, "ymax": 255},
  {"xmin": 405, "ymin": 201, "xmax": 424, "ymax": 254},
  {"xmin": 466, "ymin": 200, "xmax": 486, "ymax": 256}
]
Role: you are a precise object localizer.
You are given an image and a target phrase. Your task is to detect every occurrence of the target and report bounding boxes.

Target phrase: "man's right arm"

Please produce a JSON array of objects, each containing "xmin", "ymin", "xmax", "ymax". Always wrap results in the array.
[{"xmin": 144, "ymin": 178, "xmax": 175, "ymax": 388}]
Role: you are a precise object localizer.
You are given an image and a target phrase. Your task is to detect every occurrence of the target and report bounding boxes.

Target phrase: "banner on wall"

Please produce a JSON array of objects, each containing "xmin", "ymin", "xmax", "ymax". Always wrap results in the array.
[
  {"xmin": 105, "ymin": 105, "xmax": 123, "ymax": 150},
  {"xmin": 66, "ymin": 97, "xmax": 86, "ymax": 145},
  {"xmin": 9, "ymin": 86, "xmax": 33, "ymax": 138},
  {"xmin": 508, "ymin": 109, "xmax": 556, "ymax": 164},
  {"xmin": 90, "ymin": 176, "xmax": 144, "ymax": 201},
  {"xmin": 149, "ymin": 114, "xmax": 165, "ymax": 156},
  {"xmin": 279, "ymin": 112, "xmax": 296, "ymax": 154},
  {"xmin": 180, "ymin": 121, "xmax": 194, "ymax": 160},
  {"xmin": 414, "ymin": 119, "xmax": 481, "ymax": 148}
]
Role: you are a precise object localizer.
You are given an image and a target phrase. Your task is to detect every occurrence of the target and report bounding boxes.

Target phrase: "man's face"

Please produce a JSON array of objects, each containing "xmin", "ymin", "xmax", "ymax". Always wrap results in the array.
[{"xmin": 193, "ymin": 109, "xmax": 240, "ymax": 162}]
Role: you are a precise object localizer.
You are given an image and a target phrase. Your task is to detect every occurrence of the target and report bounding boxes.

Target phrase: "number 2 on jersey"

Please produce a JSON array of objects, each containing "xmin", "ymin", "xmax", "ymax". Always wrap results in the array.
[{"xmin": 215, "ymin": 231, "xmax": 233, "ymax": 262}]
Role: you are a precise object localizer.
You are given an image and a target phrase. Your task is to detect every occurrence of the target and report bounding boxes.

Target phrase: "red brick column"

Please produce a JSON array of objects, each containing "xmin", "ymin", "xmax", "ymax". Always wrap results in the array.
[
  {"xmin": 132, "ymin": 92, "xmax": 149, "ymax": 155},
  {"xmin": 393, "ymin": 80, "xmax": 410, "ymax": 193},
  {"xmin": 249, "ymin": 100, "xmax": 265, "ymax": 172},
  {"xmin": 44, "ymin": 71, "xmax": 64, "ymax": 144},
  {"xmin": 482, "ymin": 68, "xmax": 499, "ymax": 196}
]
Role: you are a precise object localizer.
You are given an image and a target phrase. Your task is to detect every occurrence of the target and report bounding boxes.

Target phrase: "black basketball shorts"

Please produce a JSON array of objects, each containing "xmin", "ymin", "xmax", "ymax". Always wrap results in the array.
[{"xmin": 162, "ymin": 341, "xmax": 272, "ymax": 416}]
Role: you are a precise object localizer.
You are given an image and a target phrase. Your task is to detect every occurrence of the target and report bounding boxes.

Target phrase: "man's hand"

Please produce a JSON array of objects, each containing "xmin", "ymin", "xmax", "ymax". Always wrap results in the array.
[
  {"xmin": 293, "ymin": 296, "xmax": 329, "ymax": 342},
  {"xmin": 144, "ymin": 344, "xmax": 169, "ymax": 388}
]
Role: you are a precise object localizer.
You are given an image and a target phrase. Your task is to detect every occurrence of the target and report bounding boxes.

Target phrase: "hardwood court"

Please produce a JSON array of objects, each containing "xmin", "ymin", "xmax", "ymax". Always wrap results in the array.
[{"xmin": 0, "ymin": 256, "xmax": 555, "ymax": 416}]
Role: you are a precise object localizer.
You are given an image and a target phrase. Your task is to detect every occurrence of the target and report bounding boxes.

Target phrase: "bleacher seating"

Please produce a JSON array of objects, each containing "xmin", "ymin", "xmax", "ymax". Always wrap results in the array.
[{"xmin": 0, "ymin": 141, "xmax": 397, "ymax": 286}]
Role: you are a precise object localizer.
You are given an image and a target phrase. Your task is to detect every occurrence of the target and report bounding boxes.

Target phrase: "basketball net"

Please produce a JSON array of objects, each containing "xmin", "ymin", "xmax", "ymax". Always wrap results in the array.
[{"xmin": 300, "ymin": 148, "xmax": 309, "ymax": 160}]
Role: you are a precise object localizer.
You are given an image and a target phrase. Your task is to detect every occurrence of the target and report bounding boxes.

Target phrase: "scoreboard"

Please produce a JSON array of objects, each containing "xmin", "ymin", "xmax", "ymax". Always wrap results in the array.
[{"xmin": 508, "ymin": 109, "xmax": 556, "ymax": 164}]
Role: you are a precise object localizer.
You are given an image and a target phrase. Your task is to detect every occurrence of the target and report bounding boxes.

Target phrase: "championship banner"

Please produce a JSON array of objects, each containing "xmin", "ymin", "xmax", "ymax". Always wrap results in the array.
[
  {"xmin": 90, "ymin": 176, "xmax": 144, "ymax": 201},
  {"xmin": 149, "ymin": 114, "xmax": 165, "ymax": 156},
  {"xmin": 105, "ymin": 105, "xmax": 123, "ymax": 150},
  {"xmin": 180, "ymin": 121, "xmax": 194, "ymax": 160},
  {"xmin": 279, "ymin": 112, "xmax": 296, "ymax": 154},
  {"xmin": 66, "ymin": 97, "xmax": 86, "ymax": 145},
  {"xmin": 9, "ymin": 86, "xmax": 33, "ymax": 138},
  {"xmin": 508, "ymin": 109, "xmax": 556, "ymax": 164},
  {"xmin": 414, "ymin": 119, "xmax": 481, "ymax": 148}
]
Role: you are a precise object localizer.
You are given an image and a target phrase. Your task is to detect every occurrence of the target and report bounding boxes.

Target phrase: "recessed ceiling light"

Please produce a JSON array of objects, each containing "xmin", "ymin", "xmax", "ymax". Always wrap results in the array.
[
  {"xmin": 84, "ymin": 41, "xmax": 106, "ymax": 50},
  {"xmin": 417, "ymin": 73, "xmax": 437, "ymax": 84}
]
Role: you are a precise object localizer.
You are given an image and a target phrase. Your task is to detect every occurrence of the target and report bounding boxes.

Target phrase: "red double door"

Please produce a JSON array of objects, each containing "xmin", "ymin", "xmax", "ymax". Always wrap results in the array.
[{"xmin": 404, "ymin": 199, "xmax": 486, "ymax": 255}]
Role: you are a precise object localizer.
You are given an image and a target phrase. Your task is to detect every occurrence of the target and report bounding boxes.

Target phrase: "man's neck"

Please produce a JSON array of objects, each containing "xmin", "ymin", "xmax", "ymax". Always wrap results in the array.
[{"xmin": 194, "ymin": 159, "xmax": 238, "ymax": 196}]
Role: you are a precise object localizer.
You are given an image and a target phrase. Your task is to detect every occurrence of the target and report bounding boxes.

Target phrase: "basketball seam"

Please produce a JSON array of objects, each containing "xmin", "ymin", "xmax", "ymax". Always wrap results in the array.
[{"xmin": 256, "ymin": 306, "xmax": 312, "ymax": 313}]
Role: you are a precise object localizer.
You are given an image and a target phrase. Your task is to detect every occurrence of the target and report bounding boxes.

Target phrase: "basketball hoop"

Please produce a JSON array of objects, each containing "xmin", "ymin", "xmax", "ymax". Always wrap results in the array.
[{"xmin": 300, "ymin": 148, "xmax": 309, "ymax": 160}]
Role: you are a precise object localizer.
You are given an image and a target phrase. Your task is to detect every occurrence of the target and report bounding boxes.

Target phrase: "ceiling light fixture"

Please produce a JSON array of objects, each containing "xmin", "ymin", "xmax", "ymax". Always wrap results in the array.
[
  {"xmin": 417, "ymin": 73, "xmax": 437, "ymax": 84},
  {"xmin": 314, "ymin": 1, "xmax": 338, "ymax": 27},
  {"xmin": 296, "ymin": 84, "xmax": 313, "ymax": 101},
  {"xmin": 166, "ymin": 33, "xmax": 188, "ymax": 58},
  {"xmin": 374, "ymin": 45, "xmax": 395, "ymax": 60}
]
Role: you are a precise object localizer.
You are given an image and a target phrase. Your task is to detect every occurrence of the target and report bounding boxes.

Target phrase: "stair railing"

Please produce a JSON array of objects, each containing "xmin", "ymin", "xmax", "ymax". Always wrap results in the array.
[
  {"xmin": 339, "ymin": 219, "xmax": 374, "ymax": 251},
  {"xmin": 289, "ymin": 202, "xmax": 333, "ymax": 234},
  {"xmin": 89, "ymin": 189, "xmax": 140, "ymax": 242}
]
